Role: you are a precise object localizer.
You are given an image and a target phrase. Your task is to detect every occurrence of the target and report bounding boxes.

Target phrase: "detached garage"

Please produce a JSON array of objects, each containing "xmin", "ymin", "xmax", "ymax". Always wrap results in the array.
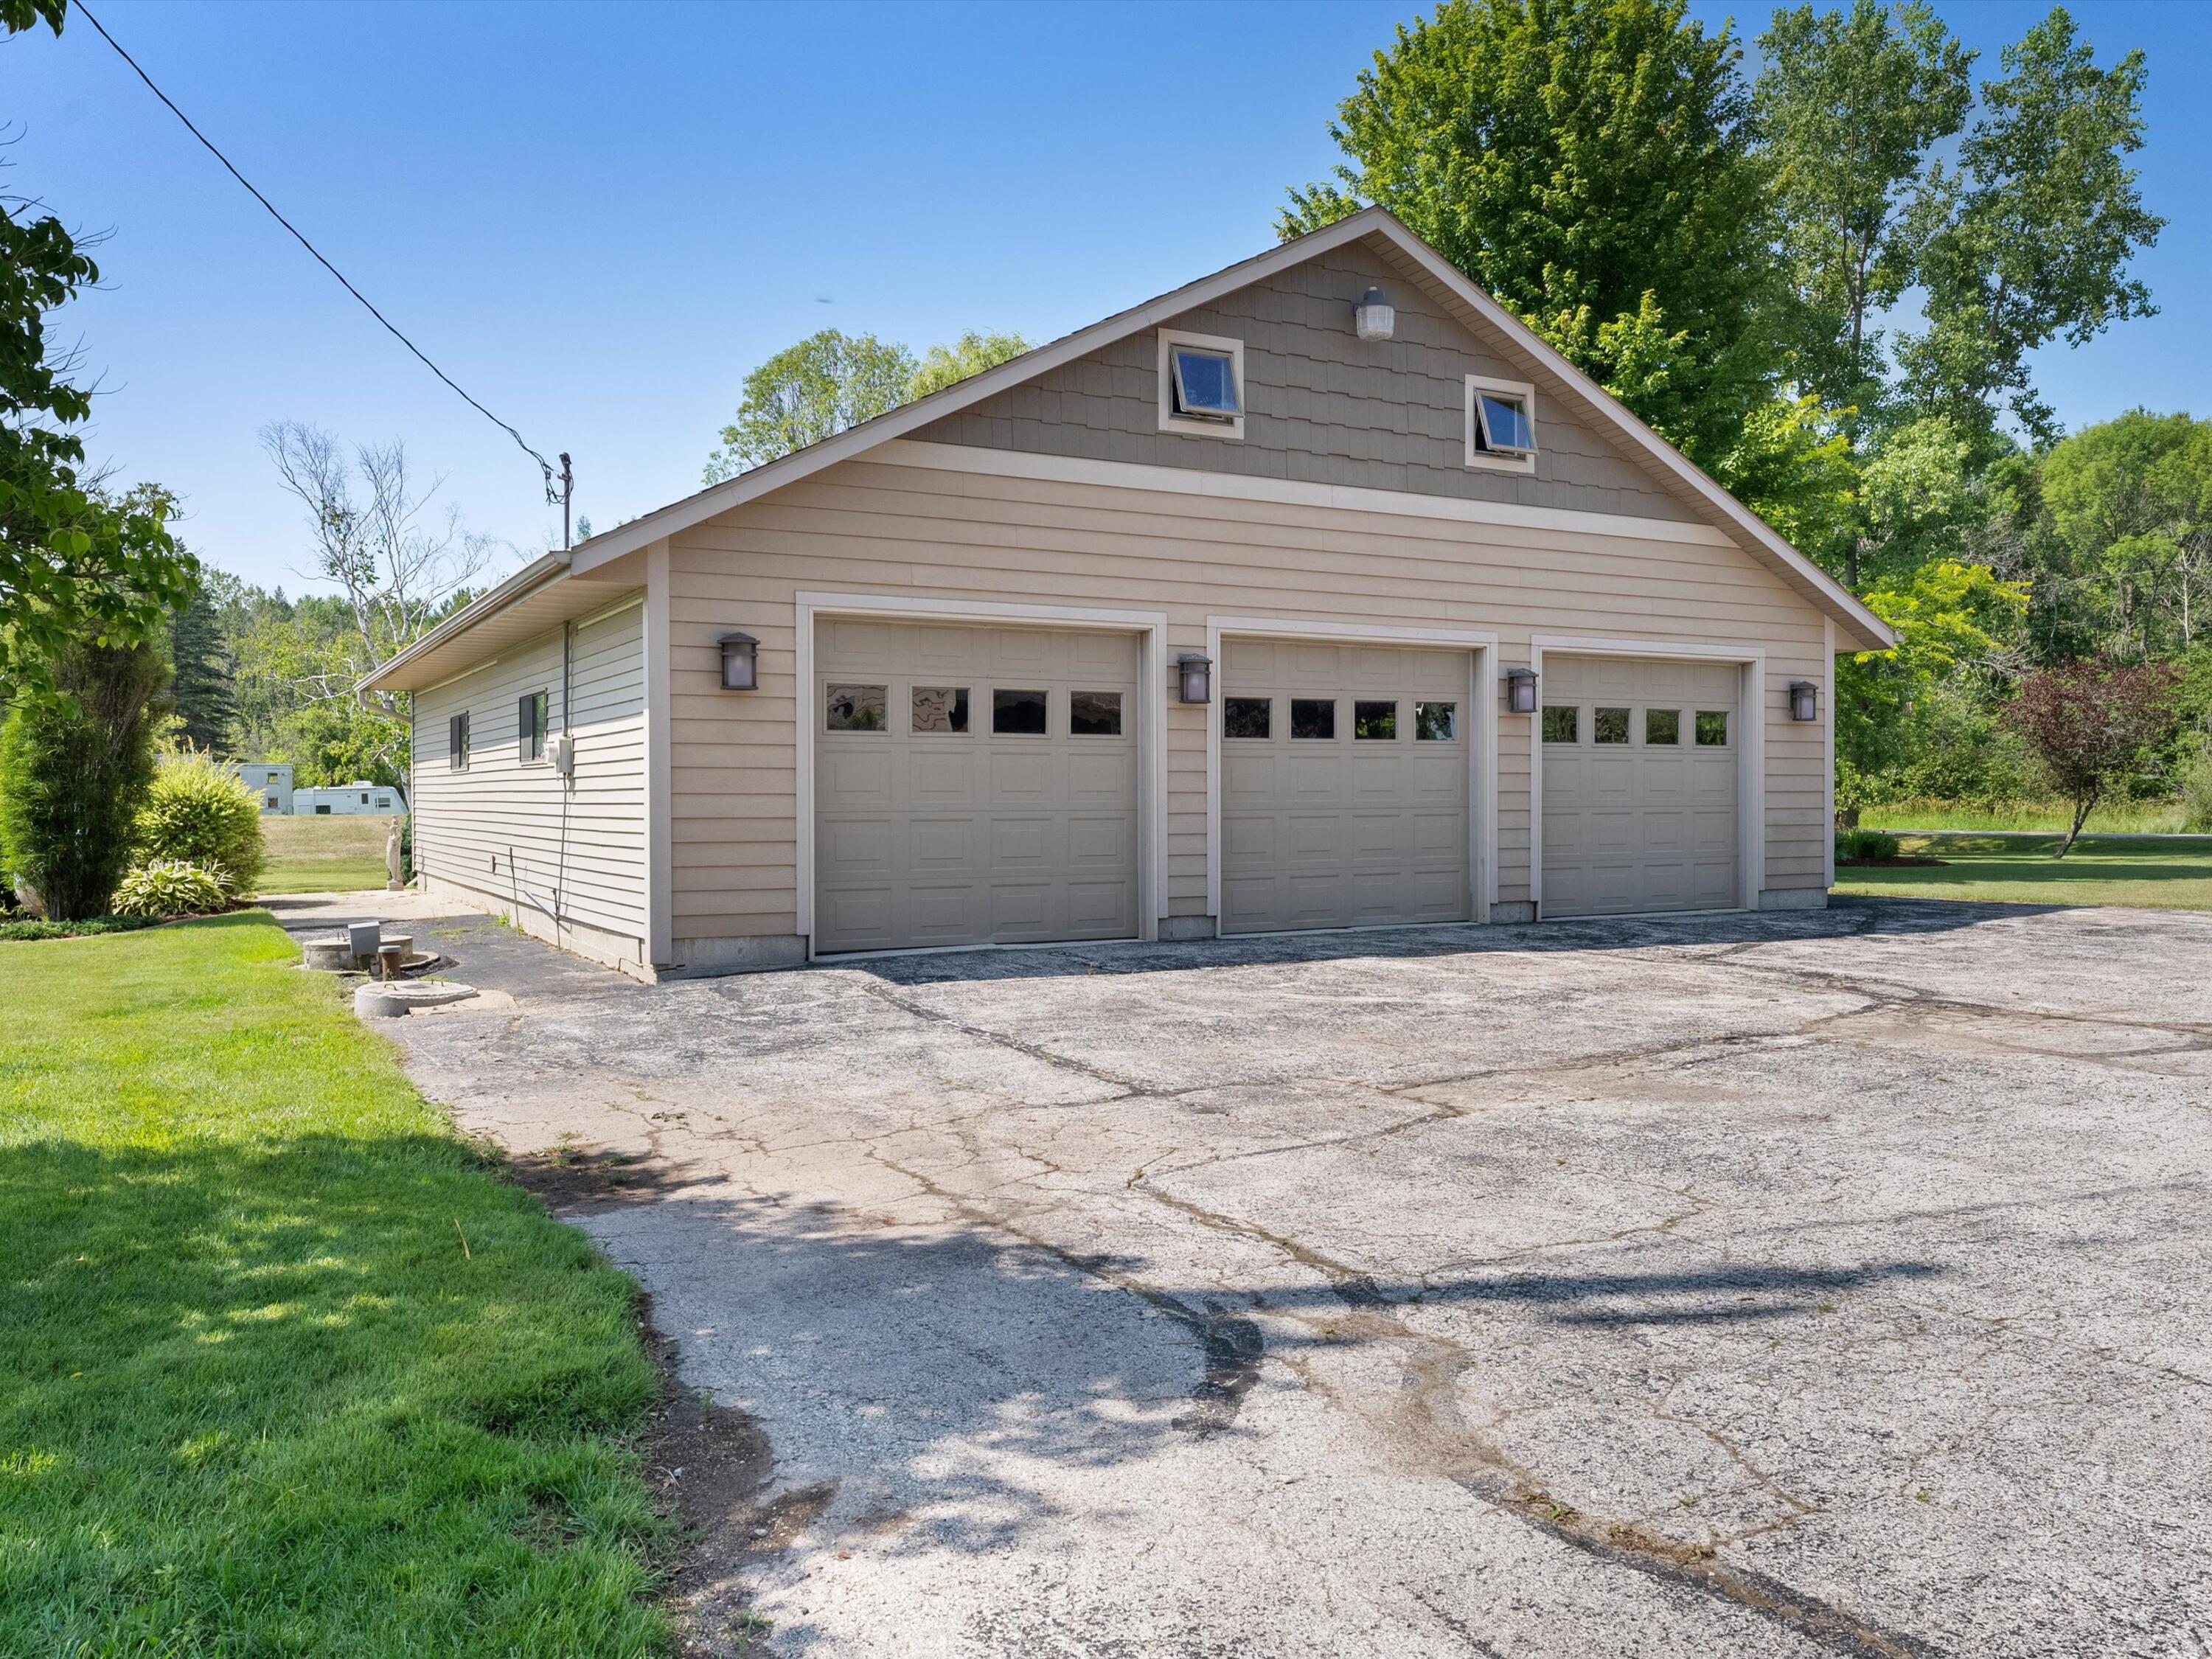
[{"xmin": 364, "ymin": 207, "xmax": 1891, "ymax": 981}]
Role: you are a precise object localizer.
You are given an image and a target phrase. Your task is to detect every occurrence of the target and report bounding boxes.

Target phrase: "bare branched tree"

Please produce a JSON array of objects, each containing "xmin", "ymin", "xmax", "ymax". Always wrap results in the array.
[{"xmin": 260, "ymin": 420, "xmax": 503, "ymax": 799}]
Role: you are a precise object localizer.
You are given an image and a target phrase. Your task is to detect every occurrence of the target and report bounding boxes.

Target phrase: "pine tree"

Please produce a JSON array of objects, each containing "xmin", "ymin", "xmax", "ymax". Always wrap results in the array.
[{"xmin": 168, "ymin": 580, "xmax": 239, "ymax": 754}]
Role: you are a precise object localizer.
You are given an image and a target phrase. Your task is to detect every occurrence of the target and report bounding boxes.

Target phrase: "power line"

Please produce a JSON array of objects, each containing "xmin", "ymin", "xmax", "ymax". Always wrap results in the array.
[{"xmin": 73, "ymin": 0, "xmax": 568, "ymax": 517}]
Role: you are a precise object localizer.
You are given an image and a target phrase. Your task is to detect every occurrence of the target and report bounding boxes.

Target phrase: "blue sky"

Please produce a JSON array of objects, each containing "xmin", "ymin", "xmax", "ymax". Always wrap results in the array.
[{"xmin": 6, "ymin": 0, "xmax": 2207, "ymax": 594}]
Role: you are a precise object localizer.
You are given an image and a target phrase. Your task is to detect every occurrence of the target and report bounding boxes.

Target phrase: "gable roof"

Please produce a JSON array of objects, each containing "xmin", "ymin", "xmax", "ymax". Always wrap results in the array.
[{"xmin": 559, "ymin": 209, "xmax": 1891, "ymax": 652}]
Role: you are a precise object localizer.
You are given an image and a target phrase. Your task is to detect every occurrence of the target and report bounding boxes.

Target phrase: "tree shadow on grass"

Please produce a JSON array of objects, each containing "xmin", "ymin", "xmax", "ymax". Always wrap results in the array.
[{"xmin": 0, "ymin": 1130, "xmax": 669, "ymax": 1657}]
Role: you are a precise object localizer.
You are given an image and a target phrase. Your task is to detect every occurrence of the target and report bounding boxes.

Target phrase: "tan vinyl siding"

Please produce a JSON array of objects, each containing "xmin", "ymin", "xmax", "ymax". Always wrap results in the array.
[
  {"xmin": 665, "ymin": 459, "xmax": 1831, "ymax": 941},
  {"xmin": 914, "ymin": 233, "xmax": 1697, "ymax": 524},
  {"xmin": 411, "ymin": 597, "xmax": 648, "ymax": 958}
]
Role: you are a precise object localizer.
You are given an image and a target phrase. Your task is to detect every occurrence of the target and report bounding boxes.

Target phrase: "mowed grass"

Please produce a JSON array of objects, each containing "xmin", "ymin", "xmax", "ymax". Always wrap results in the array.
[
  {"xmin": 1863, "ymin": 797, "xmax": 2198, "ymax": 835},
  {"xmin": 1834, "ymin": 832, "xmax": 2212, "ymax": 910},
  {"xmin": 259, "ymin": 812, "xmax": 397, "ymax": 894},
  {"xmin": 0, "ymin": 913, "xmax": 670, "ymax": 1655}
]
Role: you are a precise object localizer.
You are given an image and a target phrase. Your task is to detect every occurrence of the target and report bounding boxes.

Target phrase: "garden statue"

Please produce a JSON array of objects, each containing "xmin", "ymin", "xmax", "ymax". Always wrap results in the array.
[{"xmin": 386, "ymin": 818, "xmax": 405, "ymax": 891}]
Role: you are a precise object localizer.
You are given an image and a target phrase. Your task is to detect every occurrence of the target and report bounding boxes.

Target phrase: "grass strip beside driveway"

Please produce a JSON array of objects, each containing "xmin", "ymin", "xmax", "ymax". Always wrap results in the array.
[
  {"xmin": 1834, "ymin": 832, "xmax": 2212, "ymax": 910},
  {"xmin": 0, "ymin": 912, "xmax": 670, "ymax": 1656}
]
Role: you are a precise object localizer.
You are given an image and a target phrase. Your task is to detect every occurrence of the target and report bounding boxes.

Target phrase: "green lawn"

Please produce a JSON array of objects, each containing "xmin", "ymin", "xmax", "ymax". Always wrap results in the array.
[
  {"xmin": 1834, "ymin": 832, "xmax": 2212, "ymax": 910},
  {"xmin": 0, "ymin": 913, "xmax": 671, "ymax": 1655},
  {"xmin": 259, "ymin": 812, "xmax": 398, "ymax": 894}
]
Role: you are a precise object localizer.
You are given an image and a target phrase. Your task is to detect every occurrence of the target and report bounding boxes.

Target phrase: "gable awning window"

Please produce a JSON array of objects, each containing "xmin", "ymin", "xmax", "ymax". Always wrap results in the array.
[
  {"xmin": 1158, "ymin": 329, "xmax": 1246, "ymax": 439},
  {"xmin": 1170, "ymin": 347, "xmax": 1239, "ymax": 421},
  {"xmin": 1465, "ymin": 375, "xmax": 1539, "ymax": 471},
  {"xmin": 1475, "ymin": 391, "xmax": 1534, "ymax": 454}
]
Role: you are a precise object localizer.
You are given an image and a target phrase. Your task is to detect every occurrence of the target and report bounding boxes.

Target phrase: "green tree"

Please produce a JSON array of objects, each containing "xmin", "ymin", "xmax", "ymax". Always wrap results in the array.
[
  {"xmin": 2035, "ymin": 411, "xmax": 2211, "ymax": 661},
  {"xmin": 704, "ymin": 330, "xmax": 917, "ymax": 483},
  {"xmin": 1278, "ymin": 0, "xmax": 1779, "ymax": 465},
  {"xmin": 1836, "ymin": 557, "xmax": 2028, "ymax": 816},
  {"xmin": 0, "ymin": 209, "xmax": 198, "ymax": 694},
  {"xmin": 0, "ymin": 638, "xmax": 170, "ymax": 919},
  {"xmin": 910, "ymin": 332, "xmax": 1032, "ymax": 400},
  {"xmin": 167, "ymin": 575, "xmax": 238, "ymax": 752},
  {"xmin": 1756, "ymin": 1, "xmax": 1974, "ymax": 420},
  {"xmin": 1897, "ymin": 10, "xmax": 2162, "ymax": 448},
  {"xmin": 1, "ymin": 2, "xmax": 197, "ymax": 692}
]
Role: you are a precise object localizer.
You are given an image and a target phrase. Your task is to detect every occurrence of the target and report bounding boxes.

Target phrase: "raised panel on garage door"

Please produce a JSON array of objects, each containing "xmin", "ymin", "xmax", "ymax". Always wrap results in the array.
[
  {"xmin": 813, "ymin": 619, "xmax": 1140, "ymax": 953},
  {"xmin": 1220, "ymin": 638, "xmax": 1472, "ymax": 934},
  {"xmin": 1541, "ymin": 655, "xmax": 1739, "ymax": 918}
]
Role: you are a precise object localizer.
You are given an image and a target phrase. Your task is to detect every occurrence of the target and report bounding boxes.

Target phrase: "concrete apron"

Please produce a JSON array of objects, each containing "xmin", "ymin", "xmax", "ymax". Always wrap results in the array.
[{"xmin": 378, "ymin": 901, "xmax": 2212, "ymax": 1658}]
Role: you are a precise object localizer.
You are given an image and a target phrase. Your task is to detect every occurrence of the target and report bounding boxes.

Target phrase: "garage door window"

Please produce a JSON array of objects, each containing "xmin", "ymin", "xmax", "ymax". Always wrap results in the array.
[
  {"xmin": 1697, "ymin": 710, "xmax": 1730, "ymax": 746},
  {"xmin": 1070, "ymin": 691, "xmax": 1123, "ymax": 736},
  {"xmin": 1645, "ymin": 708, "xmax": 1681, "ymax": 745},
  {"xmin": 911, "ymin": 686, "xmax": 969, "ymax": 733},
  {"xmin": 826, "ymin": 685, "xmax": 887, "ymax": 731},
  {"xmin": 1414, "ymin": 701, "xmax": 1457, "ymax": 740},
  {"xmin": 1594, "ymin": 706, "xmax": 1630, "ymax": 744},
  {"xmin": 1290, "ymin": 698, "xmax": 1335, "ymax": 740},
  {"xmin": 1225, "ymin": 696, "xmax": 1270, "ymax": 739},
  {"xmin": 992, "ymin": 689, "xmax": 1048, "ymax": 735},
  {"xmin": 1354, "ymin": 700, "xmax": 1397, "ymax": 740},
  {"xmin": 1542, "ymin": 705, "xmax": 1577, "ymax": 744}
]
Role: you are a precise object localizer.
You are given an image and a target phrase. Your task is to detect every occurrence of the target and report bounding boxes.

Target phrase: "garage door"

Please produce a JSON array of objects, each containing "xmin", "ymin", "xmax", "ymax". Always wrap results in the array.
[
  {"xmin": 1220, "ymin": 638, "xmax": 1472, "ymax": 934},
  {"xmin": 1540, "ymin": 655, "xmax": 1739, "ymax": 918},
  {"xmin": 813, "ymin": 619, "xmax": 1141, "ymax": 953}
]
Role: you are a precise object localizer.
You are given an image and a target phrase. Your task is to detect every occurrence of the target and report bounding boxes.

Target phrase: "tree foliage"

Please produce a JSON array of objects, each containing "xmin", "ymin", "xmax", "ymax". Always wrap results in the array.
[
  {"xmin": 0, "ymin": 193, "xmax": 198, "ymax": 694},
  {"xmin": 1837, "ymin": 557, "xmax": 2029, "ymax": 813},
  {"xmin": 168, "ymin": 575, "xmax": 238, "ymax": 751},
  {"xmin": 1757, "ymin": 1, "xmax": 1974, "ymax": 420},
  {"xmin": 1279, "ymin": 0, "xmax": 1777, "ymax": 465},
  {"xmin": 2003, "ymin": 658, "xmax": 2180, "ymax": 852},
  {"xmin": 910, "ymin": 331, "xmax": 1032, "ymax": 400},
  {"xmin": 2, "ymin": 0, "xmax": 197, "ymax": 688},
  {"xmin": 254, "ymin": 423, "xmax": 495, "ymax": 798},
  {"xmin": 703, "ymin": 330, "xmax": 917, "ymax": 484},
  {"xmin": 1897, "ymin": 11, "xmax": 2163, "ymax": 448},
  {"xmin": 2033, "ymin": 410, "xmax": 2210, "ymax": 661},
  {"xmin": 703, "ymin": 327, "xmax": 1033, "ymax": 483},
  {"xmin": 0, "ymin": 638, "xmax": 170, "ymax": 919}
]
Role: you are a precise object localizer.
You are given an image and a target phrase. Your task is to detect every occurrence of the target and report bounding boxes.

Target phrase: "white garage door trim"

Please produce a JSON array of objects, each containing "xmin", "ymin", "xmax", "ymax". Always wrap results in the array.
[
  {"xmin": 796, "ymin": 592, "xmax": 1168, "ymax": 958},
  {"xmin": 1529, "ymin": 635, "xmax": 1766, "ymax": 914},
  {"xmin": 1205, "ymin": 616, "xmax": 1500, "ymax": 928}
]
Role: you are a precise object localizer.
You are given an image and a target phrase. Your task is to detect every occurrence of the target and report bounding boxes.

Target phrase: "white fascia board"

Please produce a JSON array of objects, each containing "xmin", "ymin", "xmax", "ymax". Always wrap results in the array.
[{"xmin": 358, "ymin": 552, "xmax": 571, "ymax": 693}]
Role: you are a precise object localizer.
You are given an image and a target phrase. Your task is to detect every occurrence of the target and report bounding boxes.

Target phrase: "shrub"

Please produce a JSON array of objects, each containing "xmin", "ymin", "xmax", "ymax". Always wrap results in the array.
[
  {"xmin": 110, "ymin": 860, "xmax": 229, "ymax": 919},
  {"xmin": 0, "ymin": 641, "xmax": 170, "ymax": 920},
  {"xmin": 136, "ymin": 748, "xmax": 267, "ymax": 896},
  {"xmin": 0, "ymin": 914, "xmax": 160, "ymax": 942},
  {"xmin": 1836, "ymin": 827, "xmax": 1902, "ymax": 863}
]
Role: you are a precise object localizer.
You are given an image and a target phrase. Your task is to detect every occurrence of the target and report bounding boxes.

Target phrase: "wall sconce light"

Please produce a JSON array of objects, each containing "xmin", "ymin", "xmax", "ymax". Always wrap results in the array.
[
  {"xmin": 719, "ymin": 631, "xmax": 759, "ymax": 691},
  {"xmin": 1787, "ymin": 679, "xmax": 1819, "ymax": 722},
  {"xmin": 1353, "ymin": 286, "xmax": 1396, "ymax": 342},
  {"xmin": 1503, "ymin": 665, "xmax": 1538, "ymax": 714},
  {"xmin": 1176, "ymin": 652, "xmax": 1213, "ymax": 704}
]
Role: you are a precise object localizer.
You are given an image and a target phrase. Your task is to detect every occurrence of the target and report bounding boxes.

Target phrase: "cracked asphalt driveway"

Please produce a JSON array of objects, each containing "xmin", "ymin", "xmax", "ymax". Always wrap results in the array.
[{"xmin": 375, "ymin": 899, "xmax": 2212, "ymax": 1658}]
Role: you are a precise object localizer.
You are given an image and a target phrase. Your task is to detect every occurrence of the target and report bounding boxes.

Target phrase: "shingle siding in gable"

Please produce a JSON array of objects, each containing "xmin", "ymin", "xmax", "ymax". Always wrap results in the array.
[{"xmin": 913, "ymin": 235, "xmax": 1697, "ymax": 524}]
